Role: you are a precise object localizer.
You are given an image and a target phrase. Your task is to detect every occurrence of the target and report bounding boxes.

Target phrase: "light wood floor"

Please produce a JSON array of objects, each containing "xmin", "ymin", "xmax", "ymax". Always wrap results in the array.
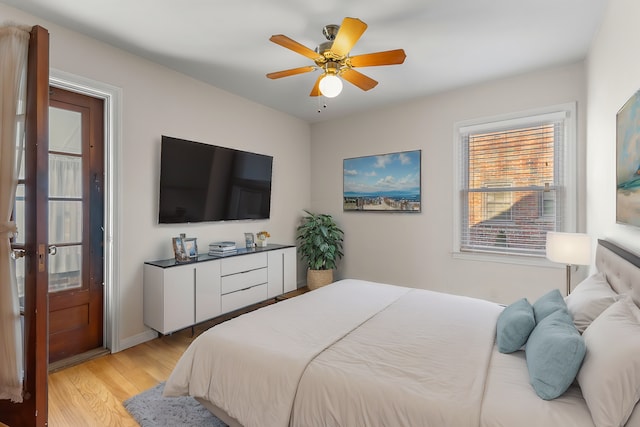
[
  {"xmin": 48, "ymin": 322, "xmax": 200, "ymax": 426},
  {"xmin": 47, "ymin": 289, "xmax": 308, "ymax": 426},
  {"xmin": 48, "ymin": 299, "xmax": 278, "ymax": 426}
]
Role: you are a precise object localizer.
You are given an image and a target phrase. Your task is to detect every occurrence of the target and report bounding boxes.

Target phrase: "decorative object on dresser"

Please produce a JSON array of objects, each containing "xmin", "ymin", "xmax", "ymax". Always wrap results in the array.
[
  {"xmin": 172, "ymin": 233, "xmax": 193, "ymax": 263},
  {"xmin": 143, "ymin": 244, "xmax": 296, "ymax": 335},
  {"xmin": 182, "ymin": 238, "xmax": 198, "ymax": 260},
  {"xmin": 209, "ymin": 241, "xmax": 237, "ymax": 256},
  {"xmin": 545, "ymin": 231, "xmax": 592, "ymax": 295},
  {"xmin": 256, "ymin": 230, "xmax": 270, "ymax": 247},
  {"xmin": 244, "ymin": 232, "xmax": 255, "ymax": 248},
  {"xmin": 296, "ymin": 210, "xmax": 344, "ymax": 289}
]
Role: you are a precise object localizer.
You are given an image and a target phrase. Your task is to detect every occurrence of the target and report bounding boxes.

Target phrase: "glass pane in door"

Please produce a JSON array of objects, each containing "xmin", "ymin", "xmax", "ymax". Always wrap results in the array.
[
  {"xmin": 48, "ymin": 106, "xmax": 83, "ymax": 293},
  {"xmin": 48, "ymin": 201, "xmax": 82, "ymax": 243},
  {"xmin": 14, "ymin": 184, "xmax": 25, "ymax": 299},
  {"xmin": 49, "ymin": 107, "xmax": 81, "ymax": 154},
  {"xmin": 15, "ymin": 257, "xmax": 25, "ymax": 301},
  {"xmin": 14, "ymin": 185, "xmax": 24, "ymax": 245},
  {"xmin": 14, "ymin": 129, "xmax": 25, "ymax": 304},
  {"xmin": 48, "ymin": 245, "xmax": 81, "ymax": 292},
  {"xmin": 49, "ymin": 154, "xmax": 82, "ymax": 198}
]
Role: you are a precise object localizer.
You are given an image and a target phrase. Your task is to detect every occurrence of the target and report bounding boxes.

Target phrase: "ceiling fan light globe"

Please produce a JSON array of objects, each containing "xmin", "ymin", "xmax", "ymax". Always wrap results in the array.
[{"xmin": 319, "ymin": 74, "xmax": 343, "ymax": 98}]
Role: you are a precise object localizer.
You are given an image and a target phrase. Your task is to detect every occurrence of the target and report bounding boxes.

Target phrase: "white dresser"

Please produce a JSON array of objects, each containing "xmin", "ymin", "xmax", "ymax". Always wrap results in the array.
[{"xmin": 143, "ymin": 244, "xmax": 296, "ymax": 334}]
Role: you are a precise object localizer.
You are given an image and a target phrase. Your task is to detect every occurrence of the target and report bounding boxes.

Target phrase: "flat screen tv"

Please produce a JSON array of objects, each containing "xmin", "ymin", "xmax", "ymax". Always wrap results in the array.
[{"xmin": 158, "ymin": 136, "xmax": 273, "ymax": 223}]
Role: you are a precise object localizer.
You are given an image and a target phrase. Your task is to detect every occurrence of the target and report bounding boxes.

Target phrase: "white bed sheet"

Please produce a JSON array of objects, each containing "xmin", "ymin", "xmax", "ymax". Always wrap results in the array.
[
  {"xmin": 163, "ymin": 279, "xmax": 410, "ymax": 427},
  {"xmin": 480, "ymin": 348, "xmax": 595, "ymax": 427},
  {"xmin": 291, "ymin": 288, "xmax": 502, "ymax": 427}
]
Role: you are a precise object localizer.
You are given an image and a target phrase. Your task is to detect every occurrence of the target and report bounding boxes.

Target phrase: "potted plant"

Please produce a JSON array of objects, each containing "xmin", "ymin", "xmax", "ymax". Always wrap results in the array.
[{"xmin": 296, "ymin": 210, "xmax": 344, "ymax": 289}]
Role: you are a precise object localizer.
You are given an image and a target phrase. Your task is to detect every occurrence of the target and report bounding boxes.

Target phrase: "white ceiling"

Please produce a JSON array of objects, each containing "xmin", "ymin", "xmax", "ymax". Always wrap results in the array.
[{"xmin": 2, "ymin": 0, "xmax": 608, "ymax": 123}]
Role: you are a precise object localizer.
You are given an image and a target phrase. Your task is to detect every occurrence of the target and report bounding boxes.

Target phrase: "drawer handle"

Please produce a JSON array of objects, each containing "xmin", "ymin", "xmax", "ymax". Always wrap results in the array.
[
  {"xmin": 223, "ymin": 267, "xmax": 266, "ymax": 277},
  {"xmin": 222, "ymin": 286, "xmax": 252, "ymax": 297}
]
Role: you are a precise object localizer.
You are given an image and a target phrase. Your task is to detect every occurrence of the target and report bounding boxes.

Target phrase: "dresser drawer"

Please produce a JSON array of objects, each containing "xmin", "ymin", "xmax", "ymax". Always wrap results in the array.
[
  {"xmin": 221, "ymin": 283, "xmax": 268, "ymax": 313},
  {"xmin": 221, "ymin": 267, "xmax": 268, "ymax": 295},
  {"xmin": 221, "ymin": 252, "xmax": 268, "ymax": 276}
]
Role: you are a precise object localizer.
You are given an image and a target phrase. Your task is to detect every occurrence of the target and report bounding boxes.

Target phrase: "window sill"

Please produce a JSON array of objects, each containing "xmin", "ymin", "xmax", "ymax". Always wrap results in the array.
[{"xmin": 451, "ymin": 250, "xmax": 564, "ymax": 268}]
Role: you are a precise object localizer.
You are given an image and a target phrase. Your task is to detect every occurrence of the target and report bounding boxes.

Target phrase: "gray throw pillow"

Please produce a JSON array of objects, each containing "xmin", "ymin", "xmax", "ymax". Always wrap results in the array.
[
  {"xmin": 532, "ymin": 289, "xmax": 566, "ymax": 323},
  {"xmin": 496, "ymin": 298, "xmax": 535, "ymax": 353},
  {"xmin": 526, "ymin": 309, "xmax": 586, "ymax": 400}
]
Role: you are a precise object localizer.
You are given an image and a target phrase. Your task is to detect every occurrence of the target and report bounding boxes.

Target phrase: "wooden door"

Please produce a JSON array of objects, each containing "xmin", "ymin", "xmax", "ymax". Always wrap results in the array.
[
  {"xmin": 0, "ymin": 25, "xmax": 50, "ymax": 427},
  {"xmin": 47, "ymin": 87, "xmax": 104, "ymax": 363}
]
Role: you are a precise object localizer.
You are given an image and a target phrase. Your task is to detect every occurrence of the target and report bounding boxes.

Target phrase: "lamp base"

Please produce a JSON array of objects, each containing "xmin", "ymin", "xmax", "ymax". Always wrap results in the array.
[{"xmin": 565, "ymin": 264, "xmax": 571, "ymax": 296}]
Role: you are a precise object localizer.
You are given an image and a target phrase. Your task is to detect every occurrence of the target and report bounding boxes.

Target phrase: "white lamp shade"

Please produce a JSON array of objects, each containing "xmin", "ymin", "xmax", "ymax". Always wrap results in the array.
[
  {"xmin": 545, "ymin": 231, "xmax": 592, "ymax": 265},
  {"xmin": 319, "ymin": 74, "xmax": 343, "ymax": 98}
]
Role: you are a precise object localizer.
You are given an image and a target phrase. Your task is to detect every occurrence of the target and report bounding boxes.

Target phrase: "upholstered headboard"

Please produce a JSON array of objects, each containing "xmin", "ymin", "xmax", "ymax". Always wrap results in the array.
[{"xmin": 595, "ymin": 239, "xmax": 640, "ymax": 305}]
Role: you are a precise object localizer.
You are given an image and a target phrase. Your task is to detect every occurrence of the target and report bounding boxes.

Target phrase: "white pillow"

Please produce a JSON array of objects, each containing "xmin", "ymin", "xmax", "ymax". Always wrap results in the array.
[
  {"xmin": 565, "ymin": 272, "xmax": 620, "ymax": 333},
  {"xmin": 577, "ymin": 296, "xmax": 640, "ymax": 427}
]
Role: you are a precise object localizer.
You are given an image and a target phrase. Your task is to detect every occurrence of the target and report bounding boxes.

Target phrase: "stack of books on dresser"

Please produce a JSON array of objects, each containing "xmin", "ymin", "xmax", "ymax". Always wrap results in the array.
[{"xmin": 208, "ymin": 241, "xmax": 237, "ymax": 256}]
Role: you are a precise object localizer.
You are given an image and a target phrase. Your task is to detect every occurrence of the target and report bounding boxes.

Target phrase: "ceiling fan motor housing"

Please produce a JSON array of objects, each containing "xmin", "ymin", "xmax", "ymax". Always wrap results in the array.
[{"xmin": 322, "ymin": 24, "xmax": 340, "ymax": 41}]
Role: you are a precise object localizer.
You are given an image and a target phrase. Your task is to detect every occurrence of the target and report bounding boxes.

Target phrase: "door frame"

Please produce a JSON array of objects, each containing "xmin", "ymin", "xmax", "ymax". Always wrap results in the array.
[{"xmin": 49, "ymin": 69, "xmax": 123, "ymax": 352}]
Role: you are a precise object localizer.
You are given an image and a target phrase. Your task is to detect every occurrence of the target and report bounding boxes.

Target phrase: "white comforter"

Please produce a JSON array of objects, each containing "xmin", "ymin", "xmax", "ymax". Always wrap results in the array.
[
  {"xmin": 290, "ymin": 287, "xmax": 502, "ymax": 427},
  {"xmin": 164, "ymin": 279, "xmax": 410, "ymax": 427}
]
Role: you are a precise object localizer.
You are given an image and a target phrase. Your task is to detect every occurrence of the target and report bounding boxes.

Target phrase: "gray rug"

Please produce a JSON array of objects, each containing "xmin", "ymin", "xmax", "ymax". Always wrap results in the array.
[{"xmin": 123, "ymin": 382, "xmax": 228, "ymax": 427}]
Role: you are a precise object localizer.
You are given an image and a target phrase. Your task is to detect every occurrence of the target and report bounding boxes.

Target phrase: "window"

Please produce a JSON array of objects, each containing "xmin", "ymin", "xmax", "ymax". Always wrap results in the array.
[{"xmin": 454, "ymin": 103, "xmax": 576, "ymax": 259}]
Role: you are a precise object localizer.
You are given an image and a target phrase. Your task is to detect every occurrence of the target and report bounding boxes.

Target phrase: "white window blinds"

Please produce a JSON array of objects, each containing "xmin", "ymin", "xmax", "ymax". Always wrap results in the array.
[{"xmin": 456, "ymin": 107, "xmax": 574, "ymax": 257}]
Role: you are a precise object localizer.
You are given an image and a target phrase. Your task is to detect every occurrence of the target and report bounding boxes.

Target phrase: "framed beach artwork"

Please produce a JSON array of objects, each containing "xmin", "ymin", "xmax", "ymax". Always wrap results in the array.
[
  {"xmin": 343, "ymin": 149, "xmax": 421, "ymax": 212},
  {"xmin": 616, "ymin": 90, "xmax": 640, "ymax": 227}
]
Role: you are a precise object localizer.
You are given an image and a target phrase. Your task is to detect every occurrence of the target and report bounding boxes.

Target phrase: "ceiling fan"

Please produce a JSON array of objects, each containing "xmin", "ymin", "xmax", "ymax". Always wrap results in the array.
[{"xmin": 266, "ymin": 17, "xmax": 407, "ymax": 98}]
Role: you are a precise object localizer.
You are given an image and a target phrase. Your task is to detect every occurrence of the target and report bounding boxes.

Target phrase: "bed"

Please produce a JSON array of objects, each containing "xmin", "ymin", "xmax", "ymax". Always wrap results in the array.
[{"xmin": 163, "ymin": 239, "xmax": 640, "ymax": 427}]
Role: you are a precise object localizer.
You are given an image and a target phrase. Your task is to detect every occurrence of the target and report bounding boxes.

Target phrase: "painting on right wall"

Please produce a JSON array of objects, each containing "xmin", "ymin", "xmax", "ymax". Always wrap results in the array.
[
  {"xmin": 343, "ymin": 149, "xmax": 421, "ymax": 213},
  {"xmin": 616, "ymin": 90, "xmax": 640, "ymax": 227}
]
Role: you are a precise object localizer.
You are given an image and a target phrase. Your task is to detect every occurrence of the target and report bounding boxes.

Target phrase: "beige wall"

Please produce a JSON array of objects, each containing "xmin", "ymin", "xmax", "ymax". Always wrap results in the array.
[
  {"xmin": 586, "ymin": 0, "xmax": 640, "ymax": 256},
  {"xmin": 311, "ymin": 63, "xmax": 587, "ymax": 304},
  {"xmin": 0, "ymin": 4, "xmax": 311, "ymax": 350}
]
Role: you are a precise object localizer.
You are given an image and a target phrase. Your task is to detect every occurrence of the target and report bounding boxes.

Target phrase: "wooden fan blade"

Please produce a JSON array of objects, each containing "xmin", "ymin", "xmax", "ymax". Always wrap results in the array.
[
  {"xmin": 269, "ymin": 35, "xmax": 324, "ymax": 62},
  {"xmin": 309, "ymin": 74, "xmax": 323, "ymax": 96},
  {"xmin": 350, "ymin": 49, "xmax": 407, "ymax": 67},
  {"xmin": 341, "ymin": 69, "xmax": 378, "ymax": 91},
  {"xmin": 330, "ymin": 17, "xmax": 367, "ymax": 57},
  {"xmin": 266, "ymin": 66, "xmax": 316, "ymax": 79}
]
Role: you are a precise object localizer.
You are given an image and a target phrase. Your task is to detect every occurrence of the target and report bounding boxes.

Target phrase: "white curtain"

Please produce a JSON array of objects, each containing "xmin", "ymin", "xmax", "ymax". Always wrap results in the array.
[{"xmin": 0, "ymin": 24, "xmax": 30, "ymax": 403}]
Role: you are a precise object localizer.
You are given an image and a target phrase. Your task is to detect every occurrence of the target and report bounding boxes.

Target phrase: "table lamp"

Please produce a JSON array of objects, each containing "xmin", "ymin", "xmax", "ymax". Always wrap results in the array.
[{"xmin": 545, "ymin": 231, "xmax": 592, "ymax": 295}]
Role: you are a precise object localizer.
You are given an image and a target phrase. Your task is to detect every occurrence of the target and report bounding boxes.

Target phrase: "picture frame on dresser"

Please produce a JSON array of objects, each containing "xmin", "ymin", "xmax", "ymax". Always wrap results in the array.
[
  {"xmin": 172, "ymin": 237, "xmax": 189, "ymax": 263},
  {"xmin": 244, "ymin": 232, "xmax": 255, "ymax": 248},
  {"xmin": 182, "ymin": 238, "xmax": 198, "ymax": 259}
]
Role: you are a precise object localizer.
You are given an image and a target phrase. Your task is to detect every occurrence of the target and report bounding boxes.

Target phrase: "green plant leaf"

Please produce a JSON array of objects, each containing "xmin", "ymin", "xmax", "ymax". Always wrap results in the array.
[{"xmin": 296, "ymin": 210, "xmax": 344, "ymax": 271}]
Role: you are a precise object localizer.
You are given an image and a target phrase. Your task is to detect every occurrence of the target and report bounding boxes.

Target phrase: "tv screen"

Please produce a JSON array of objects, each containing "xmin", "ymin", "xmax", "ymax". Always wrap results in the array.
[{"xmin": 158, "ymin": 136, "xmax": 273, "ymax": 223}]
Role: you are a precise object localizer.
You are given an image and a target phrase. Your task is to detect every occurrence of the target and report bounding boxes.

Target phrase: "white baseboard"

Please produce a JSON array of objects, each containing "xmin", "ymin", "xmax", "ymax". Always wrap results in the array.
[{"xmin": 115, "ymin": 329, "xmax": 158, "ymax": 353}]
